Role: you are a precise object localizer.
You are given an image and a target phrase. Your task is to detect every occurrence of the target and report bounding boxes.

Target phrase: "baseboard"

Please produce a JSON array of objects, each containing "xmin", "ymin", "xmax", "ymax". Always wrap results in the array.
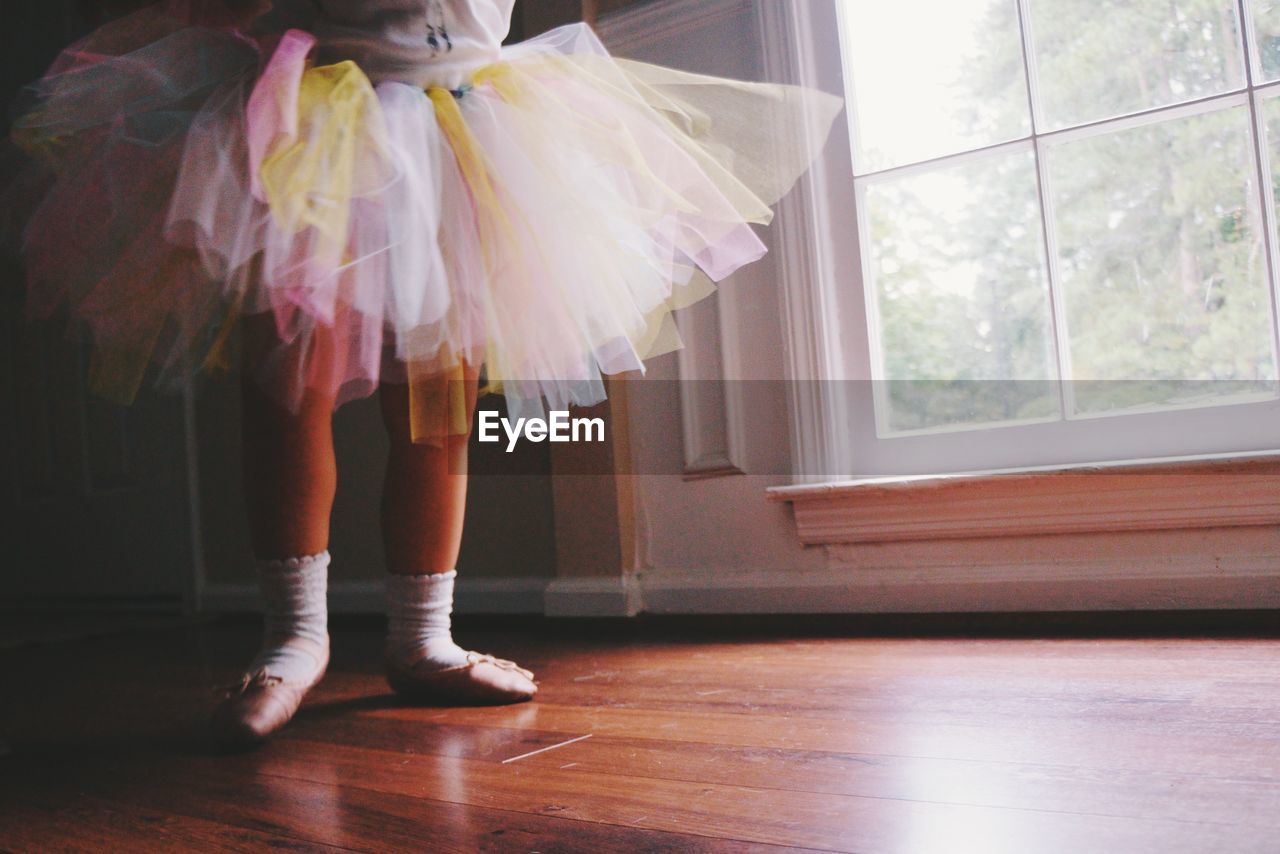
[
  {"xmin": 200, "ymin": 576, "xmax": 550, "ymax": 615},
  {"xmin": 639, "ymin": 570, "xmax": 1280, "ymax": 614},
  {"xmin": 543, "ymin": 575, "xmax": 643, "ymax": 617},
  {"xmin": 201, "ymin": 574, "xmax": 644, "ymax": 618},
  {"xmin": 200, "ymin": 527, "xmax": 1280, "ymax": 617},
  {"xmin": 640, "ymin": 559, "xmax": 1280, "ymax": 615},
  {"xmin": 0, "ymin": 596, "xmax": 187, "ymax": 615}
]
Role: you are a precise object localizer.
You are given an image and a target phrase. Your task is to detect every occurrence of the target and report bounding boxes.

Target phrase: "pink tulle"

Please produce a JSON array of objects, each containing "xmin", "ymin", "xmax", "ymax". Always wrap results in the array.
[{"xmin": 246, "ymin": 28, "xmax": 315, "ymax": 201}]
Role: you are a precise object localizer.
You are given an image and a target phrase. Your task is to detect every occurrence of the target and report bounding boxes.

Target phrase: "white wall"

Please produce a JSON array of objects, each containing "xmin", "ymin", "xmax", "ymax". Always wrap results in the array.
[{"xmin": 598, "ymin": 0, "xmax": 833, "ymax": 599}]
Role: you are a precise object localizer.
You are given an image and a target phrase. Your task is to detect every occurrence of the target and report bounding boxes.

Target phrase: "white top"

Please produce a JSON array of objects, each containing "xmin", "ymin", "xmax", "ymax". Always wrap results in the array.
[{"xmin": 259, "ymin": 0, "xmax": 518, "ymax": 89}]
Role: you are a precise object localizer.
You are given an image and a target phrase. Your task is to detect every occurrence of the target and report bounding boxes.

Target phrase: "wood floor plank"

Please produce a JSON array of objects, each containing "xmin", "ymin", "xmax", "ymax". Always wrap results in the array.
[
  {"xmin": 362, "ymin": 700, "xmax": 1280, "ymax": 780},
  {"xmin": 281, "ymin": 713, "xmax": 1280, "ymax": 828},
  {"xmin": 1, "ymin": 754, "xmax": 808, "ymax": 854},
  {"xmin": 497, "ymin": 677, "xmax": 1280, "ymax": 733},
  {"xmin": 253, "ymin": 737, "xmax": 1277, "ymax": 854},
  {"xmin": 0, "ymin": 788, "xmax": 348, "ymax": 853}
]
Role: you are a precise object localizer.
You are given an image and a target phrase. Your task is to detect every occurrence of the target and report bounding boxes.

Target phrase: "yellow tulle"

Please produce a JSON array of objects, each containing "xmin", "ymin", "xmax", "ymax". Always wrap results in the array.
[
  {"xmin": 407, "ymin": 355, "xmax": 476, "ymax": 443},
  {"xmin": 258, "ymin": 60, "xmax": 391, "ymax": 264}
]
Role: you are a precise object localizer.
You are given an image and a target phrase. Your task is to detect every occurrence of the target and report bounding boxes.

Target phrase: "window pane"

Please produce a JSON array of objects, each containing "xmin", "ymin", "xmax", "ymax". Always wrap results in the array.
[
  {"xmin": 1266, "ymin": 93, "xmax": 1280, "ymax": 198},
  {"xmin": 1028, "ymin": 0, "xmax": 1246, "ymax": 131},
  {"xmin": 843, "ymin": 0, "xmax": 1030, "ymax": 173},
  {"xmin": 1252, "ymin": 1, "xmax": 1280, "ymax": 82},
  {"xmin": 1046, "ymin": 106, "xmax": 1277, "ymax": 416},
  {"xmin": 864, "ymin": 151, "xmax": 1059, "ymax": 432}
]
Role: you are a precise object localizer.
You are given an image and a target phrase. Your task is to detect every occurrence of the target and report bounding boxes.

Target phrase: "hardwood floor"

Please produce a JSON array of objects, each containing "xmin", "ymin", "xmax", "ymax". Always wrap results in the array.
[{"xmin": 1, "ymin": 615, "xmax": 1278, "ymax": 852}]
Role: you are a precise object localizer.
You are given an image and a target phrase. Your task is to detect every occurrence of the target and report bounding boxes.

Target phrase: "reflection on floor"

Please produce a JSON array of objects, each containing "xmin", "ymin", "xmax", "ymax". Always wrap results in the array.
[{"xmin": 1, "ymin": 615, "xmax": 1278, "ymax": 852}]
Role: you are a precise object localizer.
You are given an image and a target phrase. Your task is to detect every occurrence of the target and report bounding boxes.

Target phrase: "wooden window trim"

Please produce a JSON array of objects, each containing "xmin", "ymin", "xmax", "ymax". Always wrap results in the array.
[{"xmin": 766, "ymin": 454, "xmax": 1280, "ymax": 545}]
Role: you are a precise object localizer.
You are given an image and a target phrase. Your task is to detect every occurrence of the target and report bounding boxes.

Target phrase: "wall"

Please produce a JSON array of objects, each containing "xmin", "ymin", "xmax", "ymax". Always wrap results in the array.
[{"xmin": 585, "ymin": 0, "xmax": 830, "ymax": 617}]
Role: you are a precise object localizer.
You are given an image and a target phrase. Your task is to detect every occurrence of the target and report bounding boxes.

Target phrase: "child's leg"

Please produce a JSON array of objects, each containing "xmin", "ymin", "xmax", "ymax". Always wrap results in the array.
[
  {"xmin": 378, "ymin": 365, "xmax": 537, "ymax": 704},
  {"xmin": 211, "ymin": 312, "xmax": 336, "ymax": 746},
  {"xmin": 377, "ymin": 365, "xmax": 478, "ymax": 577},
  {"xmin": 240, "ymin": 349, "xmax": 337, "ymax": 560}
]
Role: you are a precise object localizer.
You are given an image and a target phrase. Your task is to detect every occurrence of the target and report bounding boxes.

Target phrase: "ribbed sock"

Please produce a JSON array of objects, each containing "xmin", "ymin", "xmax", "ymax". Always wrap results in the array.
[
  {"xmin": 248, "ymin": 550, "xmax": 330, "ymax": 684},
  {"xmin": 385, "ymin": 569, "xmax": 470, "ymax": 670}
]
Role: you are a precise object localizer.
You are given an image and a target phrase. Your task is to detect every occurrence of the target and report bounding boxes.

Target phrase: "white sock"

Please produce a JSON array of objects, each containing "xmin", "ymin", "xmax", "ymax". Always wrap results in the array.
[
  {"xmin": 249, "ymin": 550, "xmax": 330, "ymax": 684},
  {"xmin": 386, "ymin": 569, "xmax": 470, "ymax": 670}
]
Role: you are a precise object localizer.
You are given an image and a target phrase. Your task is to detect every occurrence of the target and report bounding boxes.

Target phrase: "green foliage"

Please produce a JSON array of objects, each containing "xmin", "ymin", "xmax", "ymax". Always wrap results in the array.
[{"xmin": 865, "ymin": 0, "xmax": 1279, "ymax": 430}]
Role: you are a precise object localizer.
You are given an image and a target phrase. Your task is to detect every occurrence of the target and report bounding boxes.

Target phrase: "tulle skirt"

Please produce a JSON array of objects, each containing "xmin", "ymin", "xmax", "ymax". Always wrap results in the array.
[{"xmin": 5, "ymin": 3, "xmax": 843, "ymax": 444}]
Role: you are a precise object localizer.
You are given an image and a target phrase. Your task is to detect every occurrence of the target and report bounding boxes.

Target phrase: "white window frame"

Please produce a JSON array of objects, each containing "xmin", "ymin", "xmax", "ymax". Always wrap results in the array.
[{"xmin": 767, "ymin": 0, "xmax": 1280, "ymax": 484}]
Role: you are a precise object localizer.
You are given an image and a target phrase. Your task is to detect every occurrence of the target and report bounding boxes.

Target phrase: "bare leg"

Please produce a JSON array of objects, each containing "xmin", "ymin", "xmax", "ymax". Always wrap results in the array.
[
  {"xmin": 378, "ymin": 362, "xmax": 480, "ymax": 576},
  {"xmin": 240, "ymin": 312, "xmax": 338, "ymax": 559},
  {"xmin": 378, "ymin": 362, "xmax": 536, "ymax": 703}
]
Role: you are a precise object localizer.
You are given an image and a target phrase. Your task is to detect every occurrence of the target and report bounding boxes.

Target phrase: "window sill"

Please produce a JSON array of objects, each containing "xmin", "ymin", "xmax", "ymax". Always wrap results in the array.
[{"xmin": 766, "ymin": 452, "xmax": 1280, "ymax": 545}]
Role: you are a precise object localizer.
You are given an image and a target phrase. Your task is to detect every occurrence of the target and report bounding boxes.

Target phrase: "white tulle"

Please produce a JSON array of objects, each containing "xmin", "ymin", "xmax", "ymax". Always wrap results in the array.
[{"xmin": 4, "ymin": 2, "xmax": 844, "ymax": 443}]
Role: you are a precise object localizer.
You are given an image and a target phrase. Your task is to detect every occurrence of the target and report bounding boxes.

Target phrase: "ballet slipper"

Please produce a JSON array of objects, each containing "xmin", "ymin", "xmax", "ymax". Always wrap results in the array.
[
  {"xmin": 209, "ymin": 636, "xmax": 329, "ymax": 747},
  {"xmin": 386, "ymin": 648, "xmax": 537, "ymax": 705}
]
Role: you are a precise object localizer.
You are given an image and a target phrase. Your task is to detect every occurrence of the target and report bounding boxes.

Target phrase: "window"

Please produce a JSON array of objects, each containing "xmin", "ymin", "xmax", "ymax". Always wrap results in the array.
[{"xmin": 832, "ymin": 0, "xmax": 1280, "ymax": 477}]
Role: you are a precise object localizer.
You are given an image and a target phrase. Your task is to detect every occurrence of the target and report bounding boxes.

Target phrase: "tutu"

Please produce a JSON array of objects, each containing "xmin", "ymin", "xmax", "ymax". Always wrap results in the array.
[{"xmin": 4, "ymin": 0, "xmax": 843, "ymax": 445}]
